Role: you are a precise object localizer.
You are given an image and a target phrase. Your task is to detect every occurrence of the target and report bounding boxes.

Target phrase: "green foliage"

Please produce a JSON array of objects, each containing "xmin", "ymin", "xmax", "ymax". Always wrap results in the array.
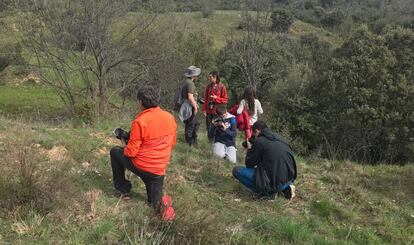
[
  {"xmin": 271, "ymin": 9, "xmax": 294, "ymax": 33},
  {"xmin": 312, "ymin": 25, "xmax": 413, "ymax": 163},
  {"xmin": 177, "ymin": 31, "xmax": 216, "ymax": 72},
  {"xmin": 321, "ymin": 10, "xmax": 345, "ymax": 28},
  {"xmin": 0, "ymin": 42, "xmax": 24, "ymax": 73},
  {"xmin": 265, "ymin": 25, "xmax": 413, "ymax": 164},
  {"xmin": 201, "ymin": 0, "xmax": 214, "ymax": 18}
]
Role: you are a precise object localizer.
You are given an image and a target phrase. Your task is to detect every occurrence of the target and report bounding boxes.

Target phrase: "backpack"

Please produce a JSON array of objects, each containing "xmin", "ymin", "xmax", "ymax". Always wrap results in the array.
[
  {"xmin": 173, "ymin": 82, "xmax": 184, "ymax": 111},
  {"xmin": 229, "ymin": 104, "xmax": 251, "ymax": 131}
]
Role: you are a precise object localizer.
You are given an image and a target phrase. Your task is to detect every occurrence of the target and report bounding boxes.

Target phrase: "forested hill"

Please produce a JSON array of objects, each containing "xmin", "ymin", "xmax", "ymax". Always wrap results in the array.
[{"xmin": 0, "ymin": 0, "xmax": 413, "ymax": 244}]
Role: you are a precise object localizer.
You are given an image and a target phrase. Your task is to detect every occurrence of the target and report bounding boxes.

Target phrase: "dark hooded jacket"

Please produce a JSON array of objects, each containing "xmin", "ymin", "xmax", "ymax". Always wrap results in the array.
[{"xmin": 245, "ymin": 128, "xmax": 297, "ymax": 193}]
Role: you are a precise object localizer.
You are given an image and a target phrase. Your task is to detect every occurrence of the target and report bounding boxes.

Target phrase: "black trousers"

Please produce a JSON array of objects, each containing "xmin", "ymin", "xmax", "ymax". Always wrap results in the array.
[
  {"xmin": 206, "ymin": 113, "xmax": 215, "ymax": 142},
  {"xmin": 110, "ymin": 147, "xmax": 164, "ymax": 207},
  {"xmin": 184, "ymin": 109, "xmax": 199, "ymax": 146}
]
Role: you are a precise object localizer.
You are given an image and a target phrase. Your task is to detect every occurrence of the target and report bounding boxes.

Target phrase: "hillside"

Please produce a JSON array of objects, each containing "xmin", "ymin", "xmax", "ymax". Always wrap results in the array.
[
  {"xmin": 0, "ymin": 6, "xmax": 413, "ymax": 244},
  {"xmin": 0, "ymin": 114, "xmax": 413, "ymax": 244}
]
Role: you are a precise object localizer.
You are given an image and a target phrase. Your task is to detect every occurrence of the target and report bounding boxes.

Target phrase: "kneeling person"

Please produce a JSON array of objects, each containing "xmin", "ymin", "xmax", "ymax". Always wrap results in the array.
[
  {"xmin": 233, "ymin": 121, "xmax": 297, "ymax": 200},
  {"xmin": 110, "ymin": 86, "xmax": 177, "ymax": 217},
  {"xmin": 212, "ymin": 104, "xmax": 237, "ymax": 163}
]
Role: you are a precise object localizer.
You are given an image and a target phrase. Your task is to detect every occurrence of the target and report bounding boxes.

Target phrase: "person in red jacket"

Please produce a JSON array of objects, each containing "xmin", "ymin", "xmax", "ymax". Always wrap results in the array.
[
  {"xmin": 110, "ymin": 86, "xmax": 177, "ymax": 219},
  {"xmin": 202, "ymin": 71, "xmax": 228, "ymax": 142}
]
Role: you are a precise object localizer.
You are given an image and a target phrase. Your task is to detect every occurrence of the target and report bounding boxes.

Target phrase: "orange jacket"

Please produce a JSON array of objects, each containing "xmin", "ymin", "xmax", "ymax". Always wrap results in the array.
[{"xmin": 124, "ymin": 107, "xmax": 177, "ymax": 175}]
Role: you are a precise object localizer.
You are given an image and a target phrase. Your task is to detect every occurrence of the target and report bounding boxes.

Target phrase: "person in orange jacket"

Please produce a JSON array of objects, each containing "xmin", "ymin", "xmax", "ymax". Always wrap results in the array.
[
  {"xmin": 202, "ymin": 71, "xmax": 228, "ymax": 142},
  {"xmin": 110, "ymin": 86, "xmax": 177, "ymax": 216}
]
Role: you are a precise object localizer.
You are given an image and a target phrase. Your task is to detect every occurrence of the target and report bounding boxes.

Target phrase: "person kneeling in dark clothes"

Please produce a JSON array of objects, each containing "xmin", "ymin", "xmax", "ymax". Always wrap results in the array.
[{"xmin": 232, "ymin": 121, "xmax": 297, "ymax": 200}]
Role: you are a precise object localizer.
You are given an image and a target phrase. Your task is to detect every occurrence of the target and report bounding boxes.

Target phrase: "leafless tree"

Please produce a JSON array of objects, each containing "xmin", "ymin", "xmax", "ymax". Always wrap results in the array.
[
  {"xmin": 223, "ymin": 0, "xmax": 274, "ymax": 94},
  {"xmin": 17, "ymin": 0, "xmax": 160, "ymax": 117}
]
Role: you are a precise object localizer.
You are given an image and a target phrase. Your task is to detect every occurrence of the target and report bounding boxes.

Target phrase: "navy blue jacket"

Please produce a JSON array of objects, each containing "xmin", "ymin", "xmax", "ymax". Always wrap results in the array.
[{"xmin": 213, "ymin": 113, "xmax": 237, "ymax": 147}]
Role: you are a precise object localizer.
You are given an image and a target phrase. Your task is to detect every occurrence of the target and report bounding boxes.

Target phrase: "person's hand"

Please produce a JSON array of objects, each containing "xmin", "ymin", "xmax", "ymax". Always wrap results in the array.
[
  {"xmin": 219, "ymin": 121, "xmax": 226, "ymax": 129},
  {"xmin": 246, "ymin": 140, "xmax": 252, "ymax": 149},
  {"xmin": 194, "ymin": 106, "xmax": 198, "ymax": 114},
  {"xmin": 121, "ymin": 138, "xmax": 127, "ymax": 146},
  {"xmin": 210, "ymin": 95, "xmax": 217, "ymax": 100},
  {"xmin": 203, "ymin": 111, "xmax": 207, "ymax": 116}
]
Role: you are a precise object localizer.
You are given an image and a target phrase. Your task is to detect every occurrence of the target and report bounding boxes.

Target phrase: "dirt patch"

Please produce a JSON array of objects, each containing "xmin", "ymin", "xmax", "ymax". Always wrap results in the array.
[
  {"xmin": 47, "ymin": 145, "xmax": 68, "ymax": 162},
  {"xmin": 94, "ymin": 147, "xmax": 109, "ymax": 157}
]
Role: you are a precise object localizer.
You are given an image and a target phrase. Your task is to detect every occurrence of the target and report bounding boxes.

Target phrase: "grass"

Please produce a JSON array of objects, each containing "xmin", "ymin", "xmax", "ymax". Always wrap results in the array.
[
  {"xmin": 0, "ymin": 9, "xmax": 412, "ymax": 244},
  {"xmin": 0, "ymin": 85, "xmax": 67, "ymax": 121},
  {"xmin": 0, "ymin": 112, "xmax": 413, "ymax": 244}
]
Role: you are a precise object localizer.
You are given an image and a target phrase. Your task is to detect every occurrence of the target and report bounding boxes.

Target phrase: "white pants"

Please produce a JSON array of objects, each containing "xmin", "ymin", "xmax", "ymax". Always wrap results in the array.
[{"xmin": 212, "ymin": 142, "xmax": 237, "ymax": 164}]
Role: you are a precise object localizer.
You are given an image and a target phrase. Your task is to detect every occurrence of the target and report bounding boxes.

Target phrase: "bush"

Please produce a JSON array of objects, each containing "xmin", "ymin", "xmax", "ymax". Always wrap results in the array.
[
  {"xmin": 321, "ymin": 10, "xmax": 345, "ymax": 28},
  {"xmin": 305, "ymin": 26, "xmax": 414, "ymax": 163},
  {"xmin": 201, "ymin": 0, "xmax": 214, "ymax": 18},
  {"xmin": 304, "ymin": 1, "xmax": 314, "ymax": 10},
  {"xmin": 0, "ymin": 43, "xmax": 24, "ymax": 73},
  {"xmin": 270, "ymin": 9, "xmax": 294, "ymax": 33},
  {"xmin": 265, "ymin": 26, "xmax": 413, "ymax": 164}
]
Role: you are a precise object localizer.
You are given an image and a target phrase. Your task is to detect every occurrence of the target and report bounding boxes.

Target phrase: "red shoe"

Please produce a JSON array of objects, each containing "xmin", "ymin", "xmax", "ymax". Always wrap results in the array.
[{"xmin": 161, "ymin": 195, "xmax": 175, "ymax": 221}]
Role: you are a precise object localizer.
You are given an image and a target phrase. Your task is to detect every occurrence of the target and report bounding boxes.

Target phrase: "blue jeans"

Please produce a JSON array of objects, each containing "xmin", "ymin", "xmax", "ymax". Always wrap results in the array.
[{"xmin": 232, "ymin": 166, "xmax": 292, "ymax": 195}]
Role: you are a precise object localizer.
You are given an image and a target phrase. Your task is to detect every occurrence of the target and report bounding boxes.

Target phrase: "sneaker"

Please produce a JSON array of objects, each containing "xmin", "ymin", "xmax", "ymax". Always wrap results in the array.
[
  {"xmin": 283, "ymin": 184, "xmax": 296, "ymax": 200},
  {"xmin": 160, "ymin": 195, "xmax": 175, "ymax": 221},
  {"xmin": 120, "ymin": 193, "xmax": 131, "ymax": 201},
  {"xmin": 258, "ymin": 193, "xmax": 276, "ymax": 201}
]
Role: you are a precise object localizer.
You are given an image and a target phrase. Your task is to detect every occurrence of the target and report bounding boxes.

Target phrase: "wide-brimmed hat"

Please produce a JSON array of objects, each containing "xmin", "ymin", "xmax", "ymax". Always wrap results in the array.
[{"xmin": 184, "ymin": 66, "xmax": 201, "ymax": 77}]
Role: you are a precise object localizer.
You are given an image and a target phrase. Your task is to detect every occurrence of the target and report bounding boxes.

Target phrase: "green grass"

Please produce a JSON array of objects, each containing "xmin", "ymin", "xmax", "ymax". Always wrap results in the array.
[
  {"xmin": 0, "ymin": 114, "xmax": 413, "ymax": 244},
  {"xmin": 0, "ymin": 85, "xmax": 67, "ymax": 120},
  {"xmin": 0, "ymin": 9, "xmax": 412, "ymax": 245}
]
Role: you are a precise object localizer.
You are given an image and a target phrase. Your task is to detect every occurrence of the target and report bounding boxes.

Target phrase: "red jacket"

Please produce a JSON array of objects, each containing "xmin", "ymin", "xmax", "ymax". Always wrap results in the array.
[
  {"xmin": 202, "ymin": 82, "xmax": 228, "ymax": 114},
  {"xmin": 124, "ymin": 107, "xmax": 177, "ymax": 176},
  {"xmin": 229, "ymin": 104, "xmax": 251, "ymax": 131}
]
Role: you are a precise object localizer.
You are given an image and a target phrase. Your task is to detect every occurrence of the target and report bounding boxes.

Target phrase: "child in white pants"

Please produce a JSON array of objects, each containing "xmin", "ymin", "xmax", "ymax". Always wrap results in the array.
[{"xmin": 211, "ymin": 104, "xmax": 237, "ymax": 164}]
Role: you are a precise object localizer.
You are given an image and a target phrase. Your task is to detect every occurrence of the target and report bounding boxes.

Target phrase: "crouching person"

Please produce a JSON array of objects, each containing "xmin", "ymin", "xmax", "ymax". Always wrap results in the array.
[
  {"xmin": 232, "ymin": 121, "xmax": 297, "ymax": 200},
  {"xmin": 212, "ymin": 104, "xmax": 237, "ymax": 164},
  {"xmin": 110, "ymin": 86, "xmax": 177, "ymax": 220}
]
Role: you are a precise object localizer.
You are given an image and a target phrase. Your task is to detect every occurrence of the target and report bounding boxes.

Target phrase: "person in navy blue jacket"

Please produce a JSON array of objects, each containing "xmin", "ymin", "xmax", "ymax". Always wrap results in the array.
[{"xmin": 211, "ymin": 104, "xmax": 237, "ymax": 163}]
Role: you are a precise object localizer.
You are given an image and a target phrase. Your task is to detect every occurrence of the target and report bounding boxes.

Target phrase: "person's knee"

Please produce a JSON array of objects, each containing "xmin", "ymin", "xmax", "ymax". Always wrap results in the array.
[
  {"xmin": 213, "ymin": 151, "xmax": 225, "ymax": 159},
  {"xmin": 110, "ymin": 146, "xmax": 122, "ymax": 157},
  {"xmin": 232, "ymin": 166, "xmax": 242, "ymax": 178},
  {"xmin": 227, "ymin": 152, "xmax": 237, "ymax": 164},
  {"xmin": 212, "ymin": 145, "xmax": 226, "ymax": 158}
]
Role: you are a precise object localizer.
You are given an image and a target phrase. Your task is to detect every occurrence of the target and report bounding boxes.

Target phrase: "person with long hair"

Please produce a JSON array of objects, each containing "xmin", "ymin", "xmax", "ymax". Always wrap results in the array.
[
  {"xmin": 202, "ymin": 71, "xmax": 228, "ymax": 142},
  {"xmin": 237, "ymin": 86, "xmax": 263, "ymax": 139}
]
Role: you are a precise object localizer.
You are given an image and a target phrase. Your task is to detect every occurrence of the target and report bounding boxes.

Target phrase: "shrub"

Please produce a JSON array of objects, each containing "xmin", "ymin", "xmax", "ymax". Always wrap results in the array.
[
  {"xmin": 321, "ymin": 10, "xmax": 345, "ymax": 28},
  {"xmin": 201, "ymin": 0, "xmax": 214, "ymax": 18},
  {"xmin": 306, "ymin": 26, "xmax": 414, "ymax": 163},
  {"xmin": 0, "ymin": 43, "xmax": 24, "ymax": 73},
  {"xmin": 304, "ymin": 1, "xmax": 314, "ymax": 10},
  {"xmin": 270, "ymin": 9, "xmax": 294, "ymax": 33}
]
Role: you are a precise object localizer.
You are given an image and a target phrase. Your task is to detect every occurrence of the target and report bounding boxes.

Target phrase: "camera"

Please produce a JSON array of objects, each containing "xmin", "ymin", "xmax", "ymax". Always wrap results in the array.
[
  {"xmin": 113, "ymin": 128, "xmax": 130, "ymax": 144},
  {"xmin": 212, "ymin": 116, "xmax": 225, "ymax": 128},
  {"xmin": 242, "ymin": 136, "xmax": 255, "ymax": 148},
  {"xmin": 208, "ymin": 101, "xmax": 214, "ymax": 110}
]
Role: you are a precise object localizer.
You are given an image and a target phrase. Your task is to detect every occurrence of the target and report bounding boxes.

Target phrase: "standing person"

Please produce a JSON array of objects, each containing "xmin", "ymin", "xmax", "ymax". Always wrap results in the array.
[
  {"xmin": 110, "ymin": 86, "xmax": 177, "ymax": 220},
  {"xmin": 202, "ymin": 71, "xmax": 228, "ymax": 142},
  {"xmin": 211, "ymin": 104, "xmax": 237, "ymax": 164},
  {"xmin": 232, "ymin": 121, "xmax": 297, "ymax": 201},
  {"xmin": 237, "ymin": 86, "xmax": 263, "ymax": 139},
  {"xmin": 179, "ymin": 66, "xmax": 201, "ymax": 146}
]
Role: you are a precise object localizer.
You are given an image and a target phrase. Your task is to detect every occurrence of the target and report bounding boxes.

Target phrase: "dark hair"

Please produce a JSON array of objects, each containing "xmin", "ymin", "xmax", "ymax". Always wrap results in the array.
[
  {"xmin": 243, "ymin": 86, "xmax": 256, "ymax": 115},
  {"xmin": 209, "ymin": 71, "xmax": 221, "ymax": 83},
  {"xmin": 215, "ymin": 104, "xmax": 227, "ymax": 115},
  {"xmin": 252, "ymin": 120, "xmax": 268, "ymax": 131},
  {"xmin": 137, "ymin": 86, "xmax": 159, "ymax": 109}
]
